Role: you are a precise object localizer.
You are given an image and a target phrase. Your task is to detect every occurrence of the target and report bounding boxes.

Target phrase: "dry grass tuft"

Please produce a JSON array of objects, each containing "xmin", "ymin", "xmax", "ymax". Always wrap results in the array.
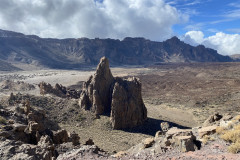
[
  {"xmin": 228, "ymin": 141, "xmax": 240, "ymax": 153},
  {"xmin": 0, "ymin": 116, "xmax": 7, "ymax": 124},
  {"xmin": 216, "ymin": 126, "xmax": 226, "ymax": 134},
  {"xmin": 202, "ymin": 135, "xmax": 215, "ymax": 145},
  {"xmin": 219, "ymin": 123, "xmax": 240, "ymax": 153}
]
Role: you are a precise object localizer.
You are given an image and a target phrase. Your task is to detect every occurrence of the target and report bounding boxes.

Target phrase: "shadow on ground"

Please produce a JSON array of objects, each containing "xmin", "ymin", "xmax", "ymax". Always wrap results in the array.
[{"xmin": 122, "ymin": 117, "xmax": 190, "ymax": 136}]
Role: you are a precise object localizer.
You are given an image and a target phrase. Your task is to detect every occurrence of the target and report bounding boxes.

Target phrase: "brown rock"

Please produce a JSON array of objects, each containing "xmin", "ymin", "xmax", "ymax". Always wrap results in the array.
[
  {"xmin": 203, "ymin": 113, "xmax": 223, "ymax": 127},
  {"xmin": 174, "ymin": 136, "xmax": 196, "ymax": 152},
  {"xmin": 85, "ymin": 138, "xmax": 94, "ymax": 145},
  {"xmin": 24, "ymin": 121, "xmax": 40, "ymax": 134},
  {"xmin": 142, "ymin": 138, "xmax": 155, "ymax": 148},
  {"xmin": 69, "ymin": 132, "xmax": 80, "ymax": 146},
  {"xmin": 110, "ymin": 77, "xmax": 147, "ymax": 129},
  {"xmin": 198, "ymin": 125, "xmax": 217, "ymax": 138},
  {"xmin": 52, "ymin": 129, "xmax": 69, "ymax": 144},
  {"xmin": 166, "ymin": 127, "xmax": 194, "ymax": 138},
  {"xmin": 112, "ymin": 151, "xmax": 127, "ymax": 158},
  {"xmin": 79, "ymin": 57, "xmax": 147, "ymax": 129},
  {"xmin": 79, "ymin": 57, "xmax": 114, "ymax": 114}
]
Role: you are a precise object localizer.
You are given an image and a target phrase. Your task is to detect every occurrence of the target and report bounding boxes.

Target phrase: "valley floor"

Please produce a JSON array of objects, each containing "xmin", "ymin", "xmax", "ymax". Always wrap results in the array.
[{"xmin": 1, "ymin": 62, "xmax": 240, "ymax": 153}]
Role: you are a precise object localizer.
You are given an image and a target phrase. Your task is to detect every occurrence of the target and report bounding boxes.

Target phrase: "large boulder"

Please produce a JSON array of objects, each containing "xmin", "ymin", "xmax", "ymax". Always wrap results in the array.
[
  {"xmin": 79, "ymin": 57, "xmax": 147, "ymax": 129},
  {"xmin": 111, "ymin": 77, "xmax": 147, "ymax": 129}
]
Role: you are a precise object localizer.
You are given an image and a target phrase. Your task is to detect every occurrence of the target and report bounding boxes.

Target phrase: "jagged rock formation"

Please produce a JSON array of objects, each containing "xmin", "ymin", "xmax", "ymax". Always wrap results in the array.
[
  {"xmin": 0, "ymin": 29, "xmax": 233, "ymax": 69},
  {"xmin": 79, "ymin": 57, "xmax": 147, "ymax": 129},
  {"xmin": 79, "ymin": 57, "xmax": 114, "ymax": 114},
  {"xmin": 38, "ymin": 82, "xmax": 81, "ymax": 99}
]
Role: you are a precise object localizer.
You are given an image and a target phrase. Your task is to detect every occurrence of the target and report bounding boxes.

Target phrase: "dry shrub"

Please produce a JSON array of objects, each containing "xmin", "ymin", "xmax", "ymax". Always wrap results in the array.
[
  {"xmin": 220, "ymin": 124, "xmax": 240, "ymax": 153},
  {"xmin": 221, "ymin": 130, "xmax": 240, "ymax": 143},
  {"xmin": 216, "ymin": 126, "xmax": 226, "ymax": 134},
  {"xmin": 228, "ymin": 141, "xmax": 240, "ymax": 153},
  {"xmin": 0, "ymin": 116, "xmax": 7, "ymax": 124},
  {"xmin": 202, "ymin": 135, "xmax": 215, "ymax": 145}
]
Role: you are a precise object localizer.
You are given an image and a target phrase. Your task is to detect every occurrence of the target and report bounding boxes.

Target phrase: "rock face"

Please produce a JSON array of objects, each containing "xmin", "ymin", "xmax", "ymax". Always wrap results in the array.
[
  {"xmin": 79, "ymin": 57, "xmax": 147, "ymax": 129},
  {"xmin": 111, "ymin": 77, "xmax": 147, "ymax": 129},
  {"xmin": 79, "ymin": 57, "xmax": 114, "ymax": 114}
]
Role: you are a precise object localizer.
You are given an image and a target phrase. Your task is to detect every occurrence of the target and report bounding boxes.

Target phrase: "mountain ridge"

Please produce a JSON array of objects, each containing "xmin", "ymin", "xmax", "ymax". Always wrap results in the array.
[{"xmin": 0, "ymin": 29, "xmax": 233, "ymax": 70}]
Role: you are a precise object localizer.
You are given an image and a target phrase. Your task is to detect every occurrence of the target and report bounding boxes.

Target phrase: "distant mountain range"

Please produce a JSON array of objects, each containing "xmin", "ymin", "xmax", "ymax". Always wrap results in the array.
[{"xmin": 0, "ymin": 29, "xmax": 233, "ymax": 70}]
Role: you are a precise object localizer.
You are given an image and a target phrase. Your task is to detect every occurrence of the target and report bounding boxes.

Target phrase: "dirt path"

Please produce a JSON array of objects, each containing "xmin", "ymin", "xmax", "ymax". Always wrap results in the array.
[{"xmin": 146, "ymin": 103, "xmax": 199, "ymax": 128}]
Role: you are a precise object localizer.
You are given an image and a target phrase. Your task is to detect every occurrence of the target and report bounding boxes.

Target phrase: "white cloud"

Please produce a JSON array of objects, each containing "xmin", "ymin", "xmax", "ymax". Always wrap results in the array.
[
  {"xmin": 0, "ymin": 0, "xmax": 186, "ymax": 41},
  {"xmin": 184, "ymin": 31, "xmax": 204, "ymax": 44},
  {"xmin": 182, "ymin": 31, "xmax": 240, "ymax": 55}
]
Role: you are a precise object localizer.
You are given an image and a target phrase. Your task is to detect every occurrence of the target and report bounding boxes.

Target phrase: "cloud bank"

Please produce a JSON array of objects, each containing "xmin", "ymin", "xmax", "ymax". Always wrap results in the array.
[
  {"xmin": 0, "ymin": 0, "xmax": 186, "ymax": 41},
  {"xmin": 183, "ymin": 31, "xmax": 240, "ymax": 55}
]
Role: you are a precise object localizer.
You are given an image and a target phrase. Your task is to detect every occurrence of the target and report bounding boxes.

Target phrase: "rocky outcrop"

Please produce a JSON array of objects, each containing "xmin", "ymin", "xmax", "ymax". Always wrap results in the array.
[
  {"xmin": 79, "ymin": 57, "xmax": 147, "ymax": 129},
  {"xmin": 111, "ymin": 77, "xmax": 147, "ymax": 129},
  {"xmin": 0, "ymin": 80, "xmax": 35, "ymax": 92},
  {"xmin": 39, "ymin": 82, "xmax": 81, "ymax": 99},
  {"xmin": 0, "ymin": 96, "xmax": 81, "ymax": 160},
  {"xmin": 79, "ymin": 57, "xmax": 114, "ymax": 114}
]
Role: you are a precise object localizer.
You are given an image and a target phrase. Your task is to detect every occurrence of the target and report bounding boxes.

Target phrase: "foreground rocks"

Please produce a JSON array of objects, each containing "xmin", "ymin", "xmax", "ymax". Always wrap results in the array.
[
  {"xmin": 0, "ymin": 96, "xmax": 81, "ymax": 160},
  {"xmin": 79, "ymin": 57, "xmax": 147, "ymax": 129}
]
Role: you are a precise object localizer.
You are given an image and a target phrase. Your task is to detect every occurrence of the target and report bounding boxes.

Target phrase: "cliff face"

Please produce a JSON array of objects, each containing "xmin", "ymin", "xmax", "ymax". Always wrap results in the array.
[{"xmin": 0, "ymin": 29, "xmax": 232, "ymax": 69}]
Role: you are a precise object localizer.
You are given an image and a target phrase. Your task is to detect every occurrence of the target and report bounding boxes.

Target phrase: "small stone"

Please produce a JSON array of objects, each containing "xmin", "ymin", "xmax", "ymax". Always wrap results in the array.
[{"xmin": 143, "ymin": 138, "xmax": 155, "ymax": 148}]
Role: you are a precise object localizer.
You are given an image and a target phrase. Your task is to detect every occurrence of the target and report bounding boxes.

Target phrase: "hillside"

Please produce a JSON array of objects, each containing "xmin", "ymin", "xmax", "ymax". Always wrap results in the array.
[
  {"xmin": 0, "ymin": 29, "xmax": 232, "ymax": 69},
  {"xmin": 0, "ymin": 59, "xmax": 21, "ymax": 71}
]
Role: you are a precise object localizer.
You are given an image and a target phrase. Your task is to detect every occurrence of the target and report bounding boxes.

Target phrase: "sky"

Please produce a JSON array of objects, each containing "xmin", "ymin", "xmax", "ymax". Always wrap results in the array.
[{"xmin": 0, "ymin": 0, "xmax": 239, "ymax": 55}]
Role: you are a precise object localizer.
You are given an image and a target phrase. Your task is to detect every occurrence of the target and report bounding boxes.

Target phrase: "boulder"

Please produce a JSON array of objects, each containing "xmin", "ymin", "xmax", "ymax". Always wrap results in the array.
[
  {"xmin": 173, "ymin": 136, "xmax": 196, "ymax": 152},
  {"xmin": 203, "ymin": 113, "xmax": 223, "ymax": 127},
  {"xmin": 110, "ymin": 77, "xmax": 147, "ymax": 129},
  {"xmin": 52, "ymin": 129, "xmax": 69, "ymax": 144},
  {"xmin": 161, "ymin": 127, "xmax": 198, "ymax": 152},
  {"xmin": 142, "ymin": 138, "xmax": 155, "ymax": 148},
  {"xmin": 198, "ymin": 125, "xmax": 217, "ymax": 138},
  {"xmin": 166, "ymin": 127, "xmax": 194, "ymax": 138},
  {"xmin": 69, "ymin": 132, "xmax": 80, "ymax": 146},
  {"xmin": 85, "ymin": 138, "xmax": 94, "ymax": 145}
]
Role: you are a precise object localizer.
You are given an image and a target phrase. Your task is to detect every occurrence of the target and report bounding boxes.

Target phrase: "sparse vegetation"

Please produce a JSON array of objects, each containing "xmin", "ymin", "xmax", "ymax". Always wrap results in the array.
[
  {"xmin": 216, "ymin": 126, "xmax": 226, "ymax": 134},
  {"xmin": 77, "ymin": 113, "xmax": 86, "ymax": 122},
  {"xmin": 0, "ymin": 116, "xmax": 7, "ymax": 124},
  {"xmin": 218, "ymin": 122, "xmax": 240, "ymax": 153},
  {"xmin": 228, "ymin": 141, "xmax": 240, "ymax": 153},
  {"xmin": 202, "ymin": 135, "xmax": 215, "ymax": 145}
]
